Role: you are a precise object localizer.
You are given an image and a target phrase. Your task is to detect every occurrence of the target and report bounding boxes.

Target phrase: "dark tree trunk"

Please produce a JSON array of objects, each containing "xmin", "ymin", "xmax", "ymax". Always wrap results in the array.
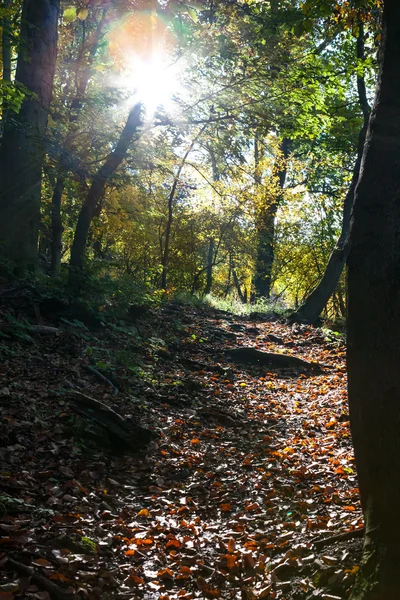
[
  {"xmin": 50, "ymin": 10, "xmax": 108, "ymax": 274},
  {"xmin": 69, "ymin": 102, "xmax": 142, "ymax": 276},
  {"xmin": 253, "ymin": 137, "xmax": 290, "ymax": 299},
  {"xmin": 203, "ymin": 237, "xmax": 215, "ymax": 295},
  {"xmin": 0, "ymin": 0, "xmax": 60, "ymax": 273},
  {"xmin": 50, "ymin": 175, "xmax": 65, "ymax": 275},
  {"xmin": 2, "ymin": 0, "xmax": 11, "ymax": 83},
  {"xmin": 292, "ymin": 27, "xmax": 370, "ymax": 325},
  {"xmin": 347, "ymin": 2, "xmax": 400, "ymax": 598},
  {"xmin": 233, "ymin": 266, "xmax": 246, "ymax": 304}
]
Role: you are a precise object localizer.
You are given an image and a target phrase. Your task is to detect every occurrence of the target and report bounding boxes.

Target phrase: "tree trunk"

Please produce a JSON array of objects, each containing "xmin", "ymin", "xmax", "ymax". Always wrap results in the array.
[
  {"xmin": 161, "ymin": 126, "xmax": 205, "ymax": 289},
  {"xmin": 203, "ymin": 237, "xmax": 215, "ymax": 295},
  {"xmin": 0, "ymin": 0, "xmax": 60, "ymax": 273},
  {"xmin": 2, "ymin": 0, "xmax": 11, "ymax": 86},
  {"xmin": 347, "ymin": 2, "xmax": 400, "ymax": 598},
  {"xmin": 253, "ymin": 137, "xmax": 290, "ymax": 299},
  {"xmin": 69, "ymin": 102, "xmax": 142, "ymax": 276},
  {"xmin": 50, "ymin": 175, "xmax": 65, "ymax": 275},
  {"xmin": 50, "ymin": 10, "xmax": 108, "ymax": 274},
  {"xmin": 291, "ymin": 26, "xmax": 370, "ymax": 325}
]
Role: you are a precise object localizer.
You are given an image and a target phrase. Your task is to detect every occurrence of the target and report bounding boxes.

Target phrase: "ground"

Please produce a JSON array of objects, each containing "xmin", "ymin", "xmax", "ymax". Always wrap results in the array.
[{"xmin": 0, "ymin": 292, "xmax": 362, "ymax": 600}]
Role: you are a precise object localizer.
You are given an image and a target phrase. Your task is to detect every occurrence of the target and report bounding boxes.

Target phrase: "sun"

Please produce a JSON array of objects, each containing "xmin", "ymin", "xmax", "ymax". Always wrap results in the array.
[
  {"xmin": 108, "ymin": 11, "xmax": 183, "ymax": 115},
  {"xmin": 124, "ymin": 53, "xmax": 182, "ymax": 114}
]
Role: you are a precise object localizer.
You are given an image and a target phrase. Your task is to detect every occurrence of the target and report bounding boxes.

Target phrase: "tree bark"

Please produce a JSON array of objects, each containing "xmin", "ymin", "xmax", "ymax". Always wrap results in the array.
[
  {"xmin": 291, "ymin": 26, "xmax": 370, "ymax": 324},
  {"xmin": 0, "ymin": 0, "xmax": 60, "ymax": 273},
  {"xmin": 253, "ymin": 137, "xmax": 290, "ymax": 299},
  {"xmin": 347, "ymin": 2, "xmax": 400, "ymax": 598},
  {"xmin": 2, "ymin": 0, "xmax": 11, "ymax": 83},
  {"xmin": 203, "ymin": 237, "xmax": 215, "ymax": 295},
  {"xmin": 69, "ymin": 102, "xmax": 143, "ymax": 276}
]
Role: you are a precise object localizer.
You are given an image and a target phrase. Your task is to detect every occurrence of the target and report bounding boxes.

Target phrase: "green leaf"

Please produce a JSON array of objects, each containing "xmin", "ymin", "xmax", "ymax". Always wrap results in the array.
[
  {"xmin": 186, "ymin": 6, "xmax": 198, "ymax": 23},
  {"xmin": 63, "ymin": 7, "xmax": 77, "ymax": 23}
]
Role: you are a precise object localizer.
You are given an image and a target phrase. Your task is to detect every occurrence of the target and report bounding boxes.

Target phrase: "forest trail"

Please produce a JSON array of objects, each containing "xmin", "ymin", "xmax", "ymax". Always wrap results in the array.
[{"xmin": 0, "ymin": 298, "xmax": 361, "ymax": 600}]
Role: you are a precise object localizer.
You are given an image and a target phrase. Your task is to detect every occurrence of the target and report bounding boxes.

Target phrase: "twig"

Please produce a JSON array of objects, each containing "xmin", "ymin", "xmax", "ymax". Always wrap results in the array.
[
  {"xmin": 7, "ymin": 557, "xmax": 78, "ymax": 600},
  {"xmin": 313, "ymin": 527, "xmax": 364, "ymax": 549},
  {"xmin": 85, "ymin": 365, "xmax": 119, "ymax": 395}
]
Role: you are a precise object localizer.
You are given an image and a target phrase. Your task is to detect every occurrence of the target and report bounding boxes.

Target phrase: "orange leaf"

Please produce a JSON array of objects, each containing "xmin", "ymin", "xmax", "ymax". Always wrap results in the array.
[
  {"xmin": 166, "ymin": 538, "xmax": 181, "ymax": 550},
  {"xmin": 32, "ymin": 558, "xmax": 52, "ymax": 567},
  {"xmin": 190, "ymin": 438, "xmax": 201, "ymax": 445},
  {"xmin": 137, "ymin": 508, "xmax": 150, "ymax": 517},
  {"xmin": 125, "ymin": 549, "xmax": 136, "ymax": 556},
  {"xmin": 220, "ymin": 503, "xmax": 232, "ymax": 512},
  {"xmin": 225, "ymin": 554, "xmax": 237, "ymax": 569},
  {"xmin": 49, "ymin": 573, "xmax": 70, "ymax": 582},
  {"xmin": 157, "ymin": 568, "xmax": 174, "ymax": 579},
  {"xmin": 343, "ymin": 505, "xmax": 356, "ymax": 511},
  {"xmin": 227, "ymin": 538, "xmax": 235, "ymax": 552}
]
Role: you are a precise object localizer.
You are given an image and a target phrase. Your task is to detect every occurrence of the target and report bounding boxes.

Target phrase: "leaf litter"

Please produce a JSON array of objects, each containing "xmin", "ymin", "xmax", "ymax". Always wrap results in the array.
[{"xmin": 0, "ymin": 298, "xmax": 362, "ymax": 599}]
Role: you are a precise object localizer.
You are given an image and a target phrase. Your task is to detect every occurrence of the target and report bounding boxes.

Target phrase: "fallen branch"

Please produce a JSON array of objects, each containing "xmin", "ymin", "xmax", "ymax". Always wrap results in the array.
[
  {"xmin": 7, "ymin": 557, "xmax": 77, "ymax": 600},
  {"xmin": 65, "ymin": 390, "xmax": 155, "ymax": 452},
  {"xmin": 313, "ymin": 527, "xmax": 364, "ymax": 549},
  {"xmin": 226, "ymin": 347, "xmax": 320, "ymax": 371},
  {"xmin": 30, "ymin": 325, "xmax": 62, "ymax": 335},
  {"xmin": 85, "ymin": 365, "xmax": 119, "ymax": 395}
]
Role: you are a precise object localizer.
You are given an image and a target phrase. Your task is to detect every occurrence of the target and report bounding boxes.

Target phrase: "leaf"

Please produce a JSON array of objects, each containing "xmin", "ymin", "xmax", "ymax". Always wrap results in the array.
[
  {"xmin": 63, "ymin": 7, "xmax": 77, "ymax": 22},
  {"xmin": 137, "ymin": 508, "xmax": 150, "ymax": 517},
  {"xmin": 186, "ymin": 6, "xmax": 198, "ymax": 22},
  {"xmin": 157, "ymin": 568, "xmax": 174, "ymax": 579},
  {"xmin": 220, "ymin": 503, "xmax": 232, "ymax": 512},
  {"xmin": 77, "ymin": 8, "xmax": 89, "ymax": 20},
  {"xmin": 32, "ymin": 558, "xmax": 52, "ymax": 568}
]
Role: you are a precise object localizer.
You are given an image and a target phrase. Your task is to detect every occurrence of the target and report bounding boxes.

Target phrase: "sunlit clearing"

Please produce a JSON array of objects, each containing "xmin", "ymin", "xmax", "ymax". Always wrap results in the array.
[{"xmin": 108, "ymin": 11, "xmax": 182, "ymax": 115}]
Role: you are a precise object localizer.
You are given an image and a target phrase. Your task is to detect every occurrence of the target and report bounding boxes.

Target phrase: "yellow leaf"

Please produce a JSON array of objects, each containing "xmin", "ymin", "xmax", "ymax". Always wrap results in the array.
[
  {"xmin": 77, "ymin": 8, "xmax": 89, "ymax": 20},
  {"xmin": 63, "ymin": 7, "xmax": 77, "ymax": 22},
  {"xmin": 137, "ymin": 508, "xmax": 150, "ymax": 517}
]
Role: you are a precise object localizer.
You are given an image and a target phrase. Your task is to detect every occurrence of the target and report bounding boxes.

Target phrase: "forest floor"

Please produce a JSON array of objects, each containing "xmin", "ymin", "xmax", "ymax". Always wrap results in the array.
[{"xmin": 0, "ymin": 290, "xmax": 363, "ymax": 600}]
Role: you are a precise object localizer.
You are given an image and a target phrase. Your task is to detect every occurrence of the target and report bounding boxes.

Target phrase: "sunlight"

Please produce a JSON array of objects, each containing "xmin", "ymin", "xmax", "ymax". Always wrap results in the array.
[
  {"xmin": 108, "ymin": 11, "xmax": 182, "ymax": 115},
  {"xmin": 123, "ymin": 53, "xmax": 182, "ymax": 114}
]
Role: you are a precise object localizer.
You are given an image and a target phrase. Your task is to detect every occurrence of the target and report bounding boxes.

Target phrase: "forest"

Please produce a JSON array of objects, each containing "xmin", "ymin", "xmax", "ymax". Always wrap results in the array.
[{"xmin": 1, "ymin": 0, "xmax": 400, "ymax": 599}]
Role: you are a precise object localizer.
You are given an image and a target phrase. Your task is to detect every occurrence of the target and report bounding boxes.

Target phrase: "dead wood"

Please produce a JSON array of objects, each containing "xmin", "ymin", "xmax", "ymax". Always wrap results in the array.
[
  {"xmin": 313, "ymin": 527, "xmax": 364, "ymax": 549},
  {"xmin": 85, "ymin": 364, "xmax": 119, "ymax": 395},
  {"xmin": 7, "ymin": 557, "xmax": 77, "ymax": 600},
  {"xmin": 65, "ymin": 390, "xmax": 155, "ymax": 451},
  {"xmin": 225, "ymin": 347, "xmax": 319, "ymax": 371}
]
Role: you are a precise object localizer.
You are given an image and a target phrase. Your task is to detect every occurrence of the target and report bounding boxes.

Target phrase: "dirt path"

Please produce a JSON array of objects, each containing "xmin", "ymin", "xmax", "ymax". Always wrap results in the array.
[{"xmin": 0, "ymin": 301, "xmax": 361, "ymax": 599}]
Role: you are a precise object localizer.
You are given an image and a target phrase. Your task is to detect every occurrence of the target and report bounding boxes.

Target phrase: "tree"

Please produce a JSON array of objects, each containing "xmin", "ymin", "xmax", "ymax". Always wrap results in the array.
[
  {"xmin": 0, "ymin": 0, "xmax": 60, "ymax": 273},
  {"xmin": 347, "ymin": 1, "xmax": 400, "ymax": 598},
  {"xmin": 69, "ymin": 101, "xmax": 143, "ymax": 276},
  {"xmin": 292, "ymin": 24, "xmax": 371, "ymax": 324}
]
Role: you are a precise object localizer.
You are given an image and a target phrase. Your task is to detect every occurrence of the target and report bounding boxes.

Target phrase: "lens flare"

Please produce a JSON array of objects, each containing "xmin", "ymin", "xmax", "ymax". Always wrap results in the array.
[{"xmin": 107, "ymin": 11, "xmax": 181, "ymax": 113}]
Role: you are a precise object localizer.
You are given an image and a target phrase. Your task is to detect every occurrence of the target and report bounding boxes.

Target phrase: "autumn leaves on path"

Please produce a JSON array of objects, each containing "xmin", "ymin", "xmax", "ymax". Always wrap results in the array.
[{"xmin": 0, "ymin": 303, "xmax": 361, "ymax": 599}]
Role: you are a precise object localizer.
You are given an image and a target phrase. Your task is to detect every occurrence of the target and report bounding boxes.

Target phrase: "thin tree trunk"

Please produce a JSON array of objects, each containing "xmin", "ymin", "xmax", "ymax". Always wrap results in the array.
[
  {"xmin": 0, "ymin": 0, "xmax": 60, "ymax": 273},
  {"xmin": 233, "ymin": 266, "xmax": 246, "ymax": 304},
  {"xmin": 69, "ymin": 102, "xmax": 142, "ymax": 276},
  {"xmin": 50, "ymin": 10, "xmax": 108, "ymax": 274},
  {"xmin": 161, "ymin": 126, "xmax": 206, "ymax": 289},
  {"xmin": 291, "ymin": 26, "xmax": 370, "ymax": 324},
  {"xmin": 253, "ymin": 137, "xmax": 290, "ymax": 299},
  {"xmin": 347, "ymin": 2, "xmax": 400, "ymax": 598},
  {"xmin": 203, "ymin": 237, "xmax": 215, "ymax": 295}
]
